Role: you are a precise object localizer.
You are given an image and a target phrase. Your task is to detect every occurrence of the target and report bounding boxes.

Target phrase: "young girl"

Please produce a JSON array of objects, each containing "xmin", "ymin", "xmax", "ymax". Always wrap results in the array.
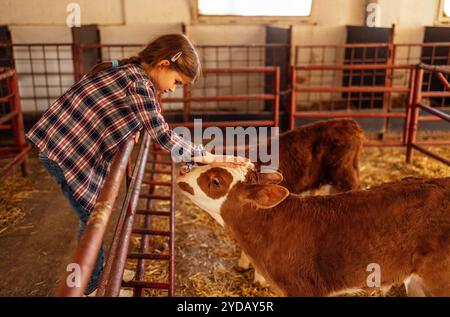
[{"xmin": 25, "ymin": 34, "xmax": 210, "ymax": 295}]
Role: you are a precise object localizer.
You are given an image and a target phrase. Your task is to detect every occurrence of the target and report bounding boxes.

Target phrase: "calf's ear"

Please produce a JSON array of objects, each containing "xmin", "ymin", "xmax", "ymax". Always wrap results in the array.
[
  {"xmin": 258, "ymin": 170, "xmax": 284, "ymax": 185},
  {"xmin": 243, "ymin": 184, "xmax": 289, "ymax": 209}
]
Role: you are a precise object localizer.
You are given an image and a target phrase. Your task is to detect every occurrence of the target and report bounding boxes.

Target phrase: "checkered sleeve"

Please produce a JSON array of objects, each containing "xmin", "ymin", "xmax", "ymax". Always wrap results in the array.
[{"xmin": 127, "ymin": 80, "xmax": 204, "ymax": 159}]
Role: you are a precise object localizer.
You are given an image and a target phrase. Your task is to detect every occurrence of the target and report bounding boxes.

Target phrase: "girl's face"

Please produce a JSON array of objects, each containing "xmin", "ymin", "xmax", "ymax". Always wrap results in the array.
[{"xmin": 145, "ymin": 60, "xmax": 190, "ymax": 96}]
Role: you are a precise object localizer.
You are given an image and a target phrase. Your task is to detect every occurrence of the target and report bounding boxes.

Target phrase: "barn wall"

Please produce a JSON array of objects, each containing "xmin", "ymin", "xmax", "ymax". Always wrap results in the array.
[
  {"xmin": 0, "ymin": 0, "xmax": 445, "ymax": 113},
  {"xmin": 1, "ymin": 0, "xmax": 442, "ymax": 45}
]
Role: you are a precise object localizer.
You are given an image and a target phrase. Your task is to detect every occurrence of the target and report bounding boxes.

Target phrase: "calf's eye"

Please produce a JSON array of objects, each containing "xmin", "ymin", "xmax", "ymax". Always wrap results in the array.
[{"xmin": 212, "ymin": 177, "xmax": 220, "ymax": 187}]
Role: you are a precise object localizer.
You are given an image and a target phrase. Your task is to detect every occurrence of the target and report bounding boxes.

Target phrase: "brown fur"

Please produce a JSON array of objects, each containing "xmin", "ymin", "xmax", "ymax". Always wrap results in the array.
[
  {"xmin": 221, "ymin": 177, "xmax": 450, "ymax": 296},
  {"xmin": 178, "ymin": 182, "xmax": 194, "ymax": 195},
  {"xmin": 254, "ymin": 119, "xmax": 363, "ymax": 193},
  {"xmin": 197, "ymin": 167, "xmax": 233, "ymax": 199}
]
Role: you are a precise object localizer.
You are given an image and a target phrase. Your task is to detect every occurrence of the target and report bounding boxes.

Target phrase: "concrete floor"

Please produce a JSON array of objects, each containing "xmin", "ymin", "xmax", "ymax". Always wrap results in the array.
[{"xmin": 0, "ymin": 150, "xmax": 124, "ymax": 296}]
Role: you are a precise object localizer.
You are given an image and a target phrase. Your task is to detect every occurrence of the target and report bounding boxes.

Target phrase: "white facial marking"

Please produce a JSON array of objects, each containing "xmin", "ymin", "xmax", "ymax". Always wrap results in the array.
[{"xmin": 177, "ymin": 161, "xmax": 254, "ymax": 226}]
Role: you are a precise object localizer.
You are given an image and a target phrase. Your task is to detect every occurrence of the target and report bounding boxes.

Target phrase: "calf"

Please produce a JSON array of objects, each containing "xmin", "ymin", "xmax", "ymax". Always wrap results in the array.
[
  {"xmin": 176, "ymin": 160, "xmax": 450, "ymax": 296},
  {"xmin": 205, "ymin": 119, "xmax": 364, "ymax": 281},
  {"xmin": 252, "ymin": 118, "xmax": 363, "ymax": 193}
]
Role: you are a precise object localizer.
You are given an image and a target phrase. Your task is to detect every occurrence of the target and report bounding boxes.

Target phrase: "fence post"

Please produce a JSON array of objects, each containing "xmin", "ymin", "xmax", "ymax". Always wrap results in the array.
[
  {"xmin": 406, "ymin": 66, "xmax": 424, "ymax": 164},
  {"xmin": 289, "ymin": 67, "xmax": 296, "ymax": 130}
]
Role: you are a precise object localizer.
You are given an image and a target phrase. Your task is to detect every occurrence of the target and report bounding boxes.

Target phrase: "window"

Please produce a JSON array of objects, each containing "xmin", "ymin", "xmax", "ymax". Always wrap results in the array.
[
  {"xmin": 444, "ymin": 0, "xmax": 450, "ymax": 17},
  {"xmin": 437, "ymin": 0, "xmax": 450, "ymax": 23},
  {"xmin": 198, "ymin": 0, "xmax": 312, "ymax": 17},
  {"xmin": 193, "ymin": 0, "xmax": 313, "ymax": 24}
]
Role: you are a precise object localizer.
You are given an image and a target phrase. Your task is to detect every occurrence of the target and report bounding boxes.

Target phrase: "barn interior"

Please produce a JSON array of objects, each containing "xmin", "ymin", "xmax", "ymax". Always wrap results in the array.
[{"xmin": 0, "ymin": 0, "xmax": 449, "ymax": 297}]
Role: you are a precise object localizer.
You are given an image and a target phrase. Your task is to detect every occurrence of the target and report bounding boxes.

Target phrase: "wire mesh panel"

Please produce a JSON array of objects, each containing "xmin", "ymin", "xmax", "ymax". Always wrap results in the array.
[
  {"xmin": 395, "ymin": 43, "xmax": 450, "ymax": 108},
  {"xmin": 290, "ymin": 64, "xmax": 414, "ymax": 146},
  {"xmin": 196, "ymin": 44, "xmax": 289, "ymax": 68},
  {"xmin": 295, "ymin": 43, "xmax": 450, "ymax": 111},
  {"xmin": 162, "ymin": 67, "xmax": 280, "ymax": 129},
  {"xmin": 295, "ymin": 44, "xmax": 396, "ymax": 111},
  {"xmin": 0, "ymin": 43, "xmax": 75, "ymax": 117},
  {"xmin": 292, "ymin": 64, "xmax": 412, "ymax": 112}
]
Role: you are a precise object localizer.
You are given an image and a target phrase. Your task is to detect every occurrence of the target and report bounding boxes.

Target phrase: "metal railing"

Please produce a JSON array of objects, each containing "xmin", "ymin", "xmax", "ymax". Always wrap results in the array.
[
  {"xmin": 0, "ymin": 67, "xmax": 31, "ymax": 180},
  {"xmin": 290, "ymin": 64, "xmax": 414, "ymax": 147},
  {"xmin": 406, "ymin": 63, "xmax": 450, "ymax": 166},
  {"xmin": 56, "ymin": 135, "xmax": 136, "ymax": 296},
  {"xmin": 57, "ymin": 132, "xmax": 178, "ymax": 297}
]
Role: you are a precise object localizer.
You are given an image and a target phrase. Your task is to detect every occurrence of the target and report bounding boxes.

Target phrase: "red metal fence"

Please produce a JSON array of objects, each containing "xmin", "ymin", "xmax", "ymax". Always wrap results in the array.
[
  {"xmin": 0, "ymin": 67, "xmax": 31, "ymax": 180},
  {"xmin": 0, "ymin": 43, "xmax": 75, "ymax": 117},
  {"xmin": 294, "ymin": 42, "xmax": 450, "ymax": 110},
  {"xmin": 406, "ymin": 63, "xmax": 450, "ymax": 166},
  {"xmin": 57, "ymin": 132, "xmax": 178, "ymax": 297},
  {"xmin": 290, "ymin": 63, "xmax": 414, "ymax": 146}
]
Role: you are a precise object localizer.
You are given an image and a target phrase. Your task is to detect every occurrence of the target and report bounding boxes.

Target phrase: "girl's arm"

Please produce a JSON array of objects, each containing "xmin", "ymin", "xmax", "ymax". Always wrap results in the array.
[{"xmin": 127, "ymin": 80, "xmax": 204, "ymax": 160}]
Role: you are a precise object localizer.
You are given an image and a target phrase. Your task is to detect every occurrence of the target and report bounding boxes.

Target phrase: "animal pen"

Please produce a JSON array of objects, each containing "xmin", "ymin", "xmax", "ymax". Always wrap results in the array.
[
  {"xmin": 0, "ymin": 67, "xmax": 30, "ymax": 181},
  {"xmin": 1, "ymin": 36, "xmax": 449, "ymax": 296}
]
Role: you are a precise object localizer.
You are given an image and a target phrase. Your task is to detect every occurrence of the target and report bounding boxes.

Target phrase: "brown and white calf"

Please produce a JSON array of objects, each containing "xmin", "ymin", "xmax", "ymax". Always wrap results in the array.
[
  {"xmin": 201, "ymin": 119, "xmax": 364, "ymax": 281},
  {"xmin": 176, "ymin": 160, "xmax": 450, "ymax": 296}
]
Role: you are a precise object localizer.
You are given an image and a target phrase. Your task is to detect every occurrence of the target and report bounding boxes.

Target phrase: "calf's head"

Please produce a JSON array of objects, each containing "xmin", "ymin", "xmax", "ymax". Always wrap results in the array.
[{"xmin": 176, "ymin": 155, "xmax": 290, "ymax": 226}]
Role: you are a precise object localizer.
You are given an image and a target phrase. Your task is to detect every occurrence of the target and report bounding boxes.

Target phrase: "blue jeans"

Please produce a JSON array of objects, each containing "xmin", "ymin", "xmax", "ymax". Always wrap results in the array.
[{"xmin": 38, "ymin": 151, "xmax": 104, "ymax": 295}]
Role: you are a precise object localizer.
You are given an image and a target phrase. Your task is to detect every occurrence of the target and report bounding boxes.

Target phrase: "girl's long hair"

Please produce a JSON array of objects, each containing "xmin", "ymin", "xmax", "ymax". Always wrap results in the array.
[{"xmin": 86, "ymin": 34, "xmax": 201, "ymax": 84}]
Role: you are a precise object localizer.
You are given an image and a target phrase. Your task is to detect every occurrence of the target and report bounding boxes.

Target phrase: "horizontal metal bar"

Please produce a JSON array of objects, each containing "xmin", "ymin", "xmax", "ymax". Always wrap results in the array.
[
  {"xmin": 127, "ymin": 253, "xmax": 170, "ymax": 260},
  {"xmin": 0, "ymin": 110, "xmax": 18, "ymax": 125},
  {"xmin": 198, "ymin": 44, "xmax": 289, "ymax": 48},
  {"xmin": 292, "ymin": 112, "xmax": 406, "ymax": 118},
  {"xmin": 0, "ymin": 43, "xmax": 72, "ymax": 47},
  {"xmin": 0, "ymin": 68, "xmax": 16, "ymax": 80},
  {"xmin": 122, "ymin": 280, "xmax": 170, "ymax": 289},
  {"xmin": 294, "ymin": 64, "xmax": 411, "ymax": 71},
  {"xmin": 0, "ymin": 94, "xmax": 14, "ymax": 103},
  {"xmin": 0, "ymin": 144, "xmax": 31, "ymax": 181},
  {"xmin": 139, "ymin": 194, "xmax": 171, "ymax": 200},
  {"xmin": 420, "ymin": 91, "xmax": 450, "ymax": 98},
  {"xmin": 170, "ymin": 120, "xmax": 275, "ymax": 128},
  {"xmin": 136, "ymin": 210, "xmax": 171, "ymax": 216},
  {"xmin": 201, "ymin": 67, "xmax": 278, "ymax": 74},
  {"xmin": 132, "ymin": 228, "xmax": 171, "ymax": 236},
  {"xmin": 363, "ymin": 140, "xmax": 404, "ymax": 147},
  {"xmin": 295, "ymin": 86, "xmax": 409, "ymax": 93},
  {"xmin": 163, "ymin": 94, "xmax": 275, "ymax": 103},
  {"xmin": 141, "ymin": 180, "xmax": 172, "ymax": 186},
  {"xmin": 79, "ymin": 43, "xmax": 142, "ymax": 48},
  {"xmin": 296, "ymin": 43, "xmax": 391, "ymax": 48},
  {"xmin": 0, "ymin": 147, "xmax": 21, "ymax": 156},
  {"xmin": 396, "ymin": 42, "xmax": 450, "ymax": 47},
  {"xmin": 415, "ymin": 140, "xmax": 450, "ymax": 145}
]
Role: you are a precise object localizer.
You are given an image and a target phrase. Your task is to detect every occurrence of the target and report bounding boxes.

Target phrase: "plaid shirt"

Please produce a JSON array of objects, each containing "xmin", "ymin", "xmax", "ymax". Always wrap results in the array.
[{"xmin": 26, "ymin": 63, "xmax": 202, "ymax": 214}]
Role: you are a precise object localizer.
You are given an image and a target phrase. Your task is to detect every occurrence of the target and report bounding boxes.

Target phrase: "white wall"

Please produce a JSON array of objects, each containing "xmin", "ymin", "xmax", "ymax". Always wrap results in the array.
[
  {"xmin": 1, "ymin": 0, "xmax": 443, "ymax": 45},
  {"xmin": 0, "ymin": 0, "xmax": 446, "ymax": 113}
]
